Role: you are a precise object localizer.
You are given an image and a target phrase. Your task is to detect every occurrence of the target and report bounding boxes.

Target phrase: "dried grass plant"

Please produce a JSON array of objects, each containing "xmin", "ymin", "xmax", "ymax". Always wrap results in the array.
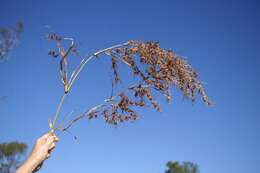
[{"xmin": 46, "ymin": 33, "xmax": 212, "ymax": 137}]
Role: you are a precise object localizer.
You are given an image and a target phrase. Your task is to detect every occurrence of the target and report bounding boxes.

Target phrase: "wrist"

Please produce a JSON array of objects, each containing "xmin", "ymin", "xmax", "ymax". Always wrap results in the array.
[
  {"xmin": 23, "ymin": 156, "xmax": 40, "ymax": 172},
  {"xmin": 15, "ymin": 159, "xmax": 36, "ymax": 173}
]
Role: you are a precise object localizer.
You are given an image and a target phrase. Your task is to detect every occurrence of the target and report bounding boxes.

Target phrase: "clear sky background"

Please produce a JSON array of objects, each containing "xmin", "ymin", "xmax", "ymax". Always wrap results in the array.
[{"xmin": 0, "ymin": 0, "xmax": 259, "ymax": 173}]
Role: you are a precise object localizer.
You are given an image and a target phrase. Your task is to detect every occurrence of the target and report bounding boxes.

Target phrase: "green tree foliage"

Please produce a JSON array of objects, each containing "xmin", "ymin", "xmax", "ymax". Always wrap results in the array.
[
  {"xmin": 0, "ymin": 142, "xmax": 27, "ymax": 173},
  {"xmin": 0, "ymin": 22, "xmax": 23, "ymax": 60},
  {"xmin": 165, "ymin": 161, "xmax": 199, "ymax": 173}
]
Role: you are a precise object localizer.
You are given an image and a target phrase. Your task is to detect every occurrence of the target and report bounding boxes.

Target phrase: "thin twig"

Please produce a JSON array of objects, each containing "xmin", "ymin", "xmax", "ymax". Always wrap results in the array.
[
  {"xmin": 67, "ymin": 41, "xmax": 130, "ymax": 91},
  {"xmin": 105, "ymin": 51, "xmax": 132, "ymax": 67},
  {"xmin": 51, "ymin": 41, "xmax": 130, "ymax": 131},
  {"xmin": 58, "ymin": 101, "xmax": 111, "ymax": 132},
  {"xmin": 58, "ymin": 84, "xmax": 149, "ymax": 132}
]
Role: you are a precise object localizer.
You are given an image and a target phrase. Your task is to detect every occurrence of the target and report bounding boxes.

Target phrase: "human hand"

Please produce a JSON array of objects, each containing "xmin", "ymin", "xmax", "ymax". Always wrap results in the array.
[
  {"xmin": 16, "ymin": 133, "xmax": 58, "ymax": 173},
  {"xmin": 30, "ymin": 133, "xmax": 57, "ymax": 169}
]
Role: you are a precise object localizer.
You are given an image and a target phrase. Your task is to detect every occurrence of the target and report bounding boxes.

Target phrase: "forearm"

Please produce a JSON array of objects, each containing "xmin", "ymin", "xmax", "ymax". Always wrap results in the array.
[{"xmin": 15, "ymin": 157, "xmax": 39, "ymax": 173}]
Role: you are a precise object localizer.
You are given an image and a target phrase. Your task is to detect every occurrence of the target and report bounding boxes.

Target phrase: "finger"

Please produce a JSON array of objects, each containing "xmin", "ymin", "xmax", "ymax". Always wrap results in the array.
[
  {"xmin": 36, "ymin": 133, "xmax": 50, "ymax": 145},
  {"xmin": 53, "ymin": 135, "xmax": 59, "ymax": 142},
  {"xmin": 39, "ymin": 133, "xmax": 50, "ymax": 141},
  {"xmin": 49, "ymin": 142, "xmax": 56, "ymax": 150},
  {"xmin": 44, "ymin": 136, "xmax": 55, "ymax": 148}
]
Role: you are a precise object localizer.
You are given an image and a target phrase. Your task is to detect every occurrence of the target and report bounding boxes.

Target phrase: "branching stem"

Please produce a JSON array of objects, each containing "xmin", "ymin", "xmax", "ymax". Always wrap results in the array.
[
  {"xmin": 57, "ymin": 99, "xmax": 114, "ymax": 132},
  {"xmin": 56, "ymin": 84, "xmax": 149, "ymax": 132},
  {"xmin": 67, "ymin": 41, "xmax": 130, "ymax": 91},
  {"xmin": 51, "ymin": 41, "xmax": 131, "ymax": 131}
]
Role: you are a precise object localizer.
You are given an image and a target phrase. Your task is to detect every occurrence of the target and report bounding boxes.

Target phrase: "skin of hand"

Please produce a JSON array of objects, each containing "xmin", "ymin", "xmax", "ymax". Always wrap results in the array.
[{"xmin": 15, "ymin": 133, "xmax": 58, "ymax": 173}]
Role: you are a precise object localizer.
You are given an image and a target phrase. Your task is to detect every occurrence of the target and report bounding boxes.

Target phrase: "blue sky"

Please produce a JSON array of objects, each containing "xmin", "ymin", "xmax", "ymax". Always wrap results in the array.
[{"xmin": 0, "ymin": 0, "xmax": 259, "ymax": 173}]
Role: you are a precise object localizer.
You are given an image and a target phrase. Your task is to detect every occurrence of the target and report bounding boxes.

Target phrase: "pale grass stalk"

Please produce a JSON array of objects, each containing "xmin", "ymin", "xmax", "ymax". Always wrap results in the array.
[{"xmin": 50, "ymin": 41, "xmax": 131, "ymax": 131}]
